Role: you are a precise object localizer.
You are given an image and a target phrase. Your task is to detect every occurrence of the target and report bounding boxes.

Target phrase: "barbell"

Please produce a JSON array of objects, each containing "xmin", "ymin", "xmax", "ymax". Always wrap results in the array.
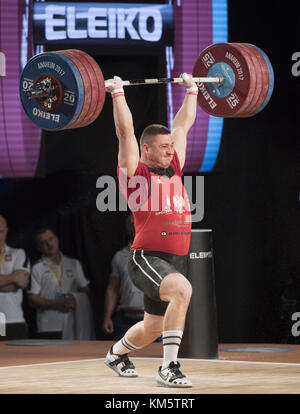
[{"xmin": 19, "ymin": 43, "xmax": 274, "ymax": 131}]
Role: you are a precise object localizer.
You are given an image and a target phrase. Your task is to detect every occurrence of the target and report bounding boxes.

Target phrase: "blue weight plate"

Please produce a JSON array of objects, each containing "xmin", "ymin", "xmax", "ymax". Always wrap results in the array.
[
  {"xmin": 246, "ymin": 44, "xmax": 274, "ymax": 116},
  {"xmin": 19, "ymin": 51, "xmax": 84, "ymax": 131}
]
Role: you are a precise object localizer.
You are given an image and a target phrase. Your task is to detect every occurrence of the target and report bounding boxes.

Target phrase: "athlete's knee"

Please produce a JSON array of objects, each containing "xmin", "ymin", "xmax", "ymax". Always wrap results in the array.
[
  {"xmin": 176, "ymin": 279, "xmax": 192, "ymax": 303},
  {"xmin": 185, "ymin": 279, "xmax": 193, "ymax": 299},
  {"xmin": 160, "ymin": 273, "xmax": 192, "ymax": 303}
]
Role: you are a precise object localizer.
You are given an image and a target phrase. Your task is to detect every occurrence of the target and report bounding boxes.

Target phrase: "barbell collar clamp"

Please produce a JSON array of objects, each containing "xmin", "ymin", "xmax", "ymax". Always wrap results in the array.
[{"xmin": 27, "ymin": 77, "xmax": 54, "ymax": 99}]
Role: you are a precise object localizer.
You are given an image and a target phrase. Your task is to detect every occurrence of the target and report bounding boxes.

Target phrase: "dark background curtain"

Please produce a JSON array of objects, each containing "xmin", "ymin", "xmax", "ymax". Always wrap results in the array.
[{"xmin": 1, "ymin": 0, "xmax": 300, "ymax": 342}]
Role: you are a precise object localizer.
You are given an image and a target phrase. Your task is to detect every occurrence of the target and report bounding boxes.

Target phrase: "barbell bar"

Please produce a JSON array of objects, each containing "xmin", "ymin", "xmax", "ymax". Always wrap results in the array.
[
  {"xmin": 19, "ymin": 43, "xmax": 274, "ymax": 131},
  {"xmin": 27, "ymin": 75, "xmax": 224, "ymax": 100},
  {"xmin": 109, "ymin": 76, "xmax": 224, "ymax": 87}
]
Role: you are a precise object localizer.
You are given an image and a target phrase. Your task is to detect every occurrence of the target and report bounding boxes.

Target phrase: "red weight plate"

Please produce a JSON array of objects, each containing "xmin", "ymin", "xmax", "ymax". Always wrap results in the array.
[
  {"xmin": 68, "ymin": 50, "xmax": 101, "ymax": 127},
  {"xmin": 242, "ymin": 44, "xmax": 269, "ymax": 117},
  {"xmin": 193, "ymin": 43, "xmax": 251, "ymax": 117},
  {"xmin": 233, "ymin": 43, "xmax": 262, "ymax": 117},
  {"xmin": 59, "ymin": 49, "xmax": 92, "ymax": 129},
  {"xmin": 237, "ymin": 44, "xmax": 262, "ymax": 117},
  {"xmin": 75, "ymin": 51, "xmax": 106, "ymax": 127},
  {"xmin": 229, "ymin": 43, "xmax": 257, "ymax": 116}
]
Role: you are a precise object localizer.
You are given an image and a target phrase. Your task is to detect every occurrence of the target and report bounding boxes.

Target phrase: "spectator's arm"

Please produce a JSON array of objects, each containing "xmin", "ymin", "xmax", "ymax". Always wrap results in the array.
[
  {"xmin": 28, "ymin": 293, "xmax": 72, "ymax": 312},
  {"xmin": 0, "ymin": 282, "xmax": 18, "ymax": 292},
  {"xmin": 78, "ymin": 284, "xmax": 90, "ymax": 295},
  {"xmin": 0, "ymin": 269, "xmax": 29, "ymax": 291},
  {"xmin": 0, "ymin": 273, "xmax": 17, "ymax": 289},
  {"xmin": 102, "ymin": 276, "xmax": 121, "ymax": 334}
]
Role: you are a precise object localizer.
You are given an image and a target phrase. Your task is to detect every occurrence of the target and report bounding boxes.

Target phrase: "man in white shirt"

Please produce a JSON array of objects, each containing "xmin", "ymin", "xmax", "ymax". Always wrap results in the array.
[
  {"xmin": 0, "ymin": 215, "xmax": 30, "ymax": 340},
  {"xmin": 28, "ymin": 228, "xmax": 94, "ymax": 340},
  {"xmin": 102, "ymin": 214, "xmax": 144, "ymax": 340}
]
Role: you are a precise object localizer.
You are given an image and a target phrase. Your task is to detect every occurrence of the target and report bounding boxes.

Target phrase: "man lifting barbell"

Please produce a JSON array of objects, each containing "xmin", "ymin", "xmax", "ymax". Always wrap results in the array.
[
  {"xmin": 103, "ymin": 73, "xmax": 197, "ymax": 388},
  {"xmin": 18, "ymin": 42, "xmax": 274, "ymax": 386}
]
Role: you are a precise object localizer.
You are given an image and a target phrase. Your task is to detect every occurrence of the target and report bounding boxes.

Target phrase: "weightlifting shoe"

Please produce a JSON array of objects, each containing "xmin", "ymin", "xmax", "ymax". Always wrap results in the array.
[
  {"xmin": 104, "ymin": 346, "xmax": 138, "ymax": 377},
  {"xmin": 156, "ymin": 361, "xmax": 192, "ymax": 388}
]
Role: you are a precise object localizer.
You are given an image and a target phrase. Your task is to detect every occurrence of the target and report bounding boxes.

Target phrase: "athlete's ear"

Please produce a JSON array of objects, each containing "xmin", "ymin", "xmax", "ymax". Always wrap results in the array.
[{"xmin": 142, "ymin": 143, "xmax": 149, "ymax": 154}]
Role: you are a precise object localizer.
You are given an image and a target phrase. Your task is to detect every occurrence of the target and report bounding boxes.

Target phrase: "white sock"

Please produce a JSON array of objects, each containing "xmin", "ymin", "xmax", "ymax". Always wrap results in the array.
[
  {"xmin": 162, "ymin": 330, "xmax": 183, "ymax": 369},
  {"xmin": 112, "ymin": 335, "xmax": 140, "ymax": 356}
]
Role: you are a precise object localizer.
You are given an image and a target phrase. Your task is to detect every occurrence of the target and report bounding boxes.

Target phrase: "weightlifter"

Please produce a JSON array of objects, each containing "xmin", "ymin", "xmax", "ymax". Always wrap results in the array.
[{"xmin": 104, "ymin": 73, "xmax": 198, "ymax": 388}]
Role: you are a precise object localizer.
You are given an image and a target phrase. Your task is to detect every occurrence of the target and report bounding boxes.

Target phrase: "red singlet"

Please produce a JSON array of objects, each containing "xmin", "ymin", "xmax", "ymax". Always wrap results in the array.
[{"xmin": 118, "ymin": 151, "xmax": 191, "ymax": 255}]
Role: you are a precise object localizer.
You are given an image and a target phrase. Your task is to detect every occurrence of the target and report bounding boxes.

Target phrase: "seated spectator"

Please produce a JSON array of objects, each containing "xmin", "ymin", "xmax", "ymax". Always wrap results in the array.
[
  {"xmin": 28, "ymin": 228, "xmax": 95, "ymax": 340},
  {"xmin": 0, "ymin": 215, "xmax": 30, "ymax": 340},
  {"xmin": 102, "ymin": 214, "xmax": 144, "ymax": 340}
]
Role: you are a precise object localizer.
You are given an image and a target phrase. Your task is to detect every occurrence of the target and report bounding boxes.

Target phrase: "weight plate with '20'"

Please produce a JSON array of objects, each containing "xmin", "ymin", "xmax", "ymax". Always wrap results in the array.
[{"xmin": 19, "ymin": 52, "xmax": 85, "ymax": 130}]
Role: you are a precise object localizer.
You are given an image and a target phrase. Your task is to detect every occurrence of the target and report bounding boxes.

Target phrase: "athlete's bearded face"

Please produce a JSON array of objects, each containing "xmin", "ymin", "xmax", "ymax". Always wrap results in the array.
[{"xmin": 143, "ymin": 134, "xmax": 175, "ymax": 169}]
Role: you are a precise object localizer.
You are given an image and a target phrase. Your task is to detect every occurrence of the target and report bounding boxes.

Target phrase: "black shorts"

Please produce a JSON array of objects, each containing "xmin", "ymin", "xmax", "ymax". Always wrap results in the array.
[{"xmin": 128, "ymin": 250, "xmax": 188, "ymax": 316}]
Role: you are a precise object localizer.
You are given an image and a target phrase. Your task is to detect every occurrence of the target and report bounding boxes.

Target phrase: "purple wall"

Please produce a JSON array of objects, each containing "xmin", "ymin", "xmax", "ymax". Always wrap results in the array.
[{"xmin": 0, "ymin": 0, "xmax": 41, "ymax": 178}]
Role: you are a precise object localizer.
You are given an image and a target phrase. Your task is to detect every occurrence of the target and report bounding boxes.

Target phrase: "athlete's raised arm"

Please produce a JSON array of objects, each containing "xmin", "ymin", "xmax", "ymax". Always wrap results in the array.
[
  {"xmin": 171, "ymin": 73, "xmax": 198, "ymax": 169},
  {"xmin": 106, "ymin": 76, "xmax": 140, "ymax": 177}
]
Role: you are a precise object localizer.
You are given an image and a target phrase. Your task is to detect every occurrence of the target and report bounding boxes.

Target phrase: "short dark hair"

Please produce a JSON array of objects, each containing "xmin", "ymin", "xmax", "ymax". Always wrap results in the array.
[
  {"xmin": 140, "ymin": 124, "xmax": 171, "ymax": 151},
  {"xmin": 34, "ymin": 227, "xmax": 57, "ymax": 244}
]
